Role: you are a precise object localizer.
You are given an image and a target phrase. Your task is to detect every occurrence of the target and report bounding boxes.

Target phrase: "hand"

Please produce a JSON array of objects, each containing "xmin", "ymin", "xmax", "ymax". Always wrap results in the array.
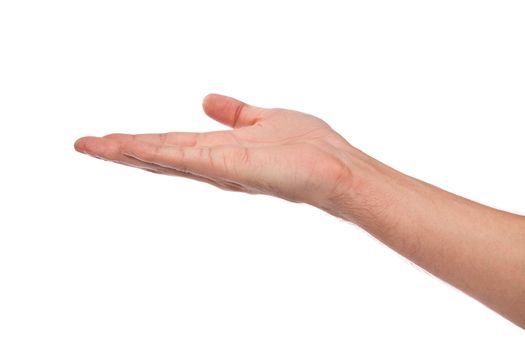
[{"xmin": 74, "ymin": 94, "xmax": 357, "ymax": 209}]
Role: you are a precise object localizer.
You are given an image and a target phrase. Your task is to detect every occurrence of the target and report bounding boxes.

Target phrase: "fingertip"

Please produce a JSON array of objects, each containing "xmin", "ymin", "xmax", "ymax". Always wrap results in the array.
[
  {"xmin": 75, "ymin": 136, "xmax": 99, "ymax": 154},
  {"xmin": 74, "ymin": 137, "xmax": 89, "ymax": 153},
  {"xmin": 202, "ymin": 93, "xmax": 223, "ymax": 117},
  {"xmin": 201, "ymin": 93, "xmax": 259, "ymax": 128},
  {"xmin": 75, "ymin": 136, "xmax": 119, "ymax": 158}
]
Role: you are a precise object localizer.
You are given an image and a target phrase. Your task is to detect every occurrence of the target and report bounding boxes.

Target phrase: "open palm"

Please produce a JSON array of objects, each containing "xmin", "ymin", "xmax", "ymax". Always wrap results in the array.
[{"xmin": 74, "ymin": 94, "xmax": 354, "ymax": 207}]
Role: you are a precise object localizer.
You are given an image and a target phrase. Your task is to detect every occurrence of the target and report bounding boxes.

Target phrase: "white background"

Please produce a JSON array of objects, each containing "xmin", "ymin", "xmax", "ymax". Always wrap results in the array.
[{"xmin": 1, "ymin": 0, "xmax": 524, "ymax": 348}]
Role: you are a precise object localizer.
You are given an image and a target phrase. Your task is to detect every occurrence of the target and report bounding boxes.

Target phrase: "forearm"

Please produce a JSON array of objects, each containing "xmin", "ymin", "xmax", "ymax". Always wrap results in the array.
[{"xmin": 329, "ymin": 146, "xmax": 525, "ymax": 328}]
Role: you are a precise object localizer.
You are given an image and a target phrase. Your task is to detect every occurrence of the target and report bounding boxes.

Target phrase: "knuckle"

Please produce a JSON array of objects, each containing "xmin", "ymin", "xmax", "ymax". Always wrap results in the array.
[
  {"xmin": 232, "ymin": 102, "xmax": 246, "ymax": 128},
  {"xmin": 237, "ymin": 147, "xmax": 250, "ymax": 164},
  {"xmin": 158, "ymin": 133, "xmax": 168, "ymax": 145},
  {"xmin": 177, "ymin": 148, "xmax": 188, "ymax": 172}
]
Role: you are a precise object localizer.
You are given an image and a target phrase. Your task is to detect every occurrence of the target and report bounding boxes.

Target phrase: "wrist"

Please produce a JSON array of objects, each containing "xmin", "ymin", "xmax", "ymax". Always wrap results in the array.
[{"xmin": 321, "ymin": 146, "xmax": 408, "ymax": 229}]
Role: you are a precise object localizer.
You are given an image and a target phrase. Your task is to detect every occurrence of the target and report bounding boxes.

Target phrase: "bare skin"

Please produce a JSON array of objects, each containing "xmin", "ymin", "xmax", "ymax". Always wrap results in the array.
[{"xmin": 74, "ymin": 93, "xmax": 525, "ymax": 329}]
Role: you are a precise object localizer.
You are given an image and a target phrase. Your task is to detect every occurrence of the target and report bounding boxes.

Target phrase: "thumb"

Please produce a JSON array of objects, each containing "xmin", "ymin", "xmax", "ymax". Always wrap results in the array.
[{"xmin": 202, "ymin": 93, "xmax": 264, "ymax": 128}]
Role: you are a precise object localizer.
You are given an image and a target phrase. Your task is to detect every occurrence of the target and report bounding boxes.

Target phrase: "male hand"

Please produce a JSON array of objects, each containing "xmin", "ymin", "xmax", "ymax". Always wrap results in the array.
[{"xmin": 74, "ymin": 94, "xmax": 356, "ymax": 209}]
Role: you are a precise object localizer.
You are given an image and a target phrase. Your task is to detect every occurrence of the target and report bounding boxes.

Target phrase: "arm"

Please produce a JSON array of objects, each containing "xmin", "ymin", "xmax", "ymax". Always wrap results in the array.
[
  {"xmin": 328, "ymin": 146, "xmax": 525, "ymax": 328},
  {"xmin": 74, "ymin": 94, "xmax": 525, "ymax": 328}
]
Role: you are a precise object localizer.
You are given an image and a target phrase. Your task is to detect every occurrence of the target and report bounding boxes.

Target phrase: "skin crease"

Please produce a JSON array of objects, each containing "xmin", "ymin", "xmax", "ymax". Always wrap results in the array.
[{"xmin": 75, "ymin": 93, "xmax": 525, "ymax": 329}]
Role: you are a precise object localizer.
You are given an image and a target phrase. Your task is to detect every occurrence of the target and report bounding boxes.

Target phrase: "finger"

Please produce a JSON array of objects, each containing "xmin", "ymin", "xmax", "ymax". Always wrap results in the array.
[
  {"xmin": 202, "ymin": 93, "xmax": 264, "ymax": 129},
  {"xmin": 74, "ymin": 136, "xmax": 120, "ymax": 157},
  {"xmin": 116, "ymin": 157, "xmax": 246, "ymax": 193},
  {"xmin": 120, "ymin": 140, "xmax": 251, "ymax": 183},
  {"xmin": 75, "ymin": 136, "xmax": 199, "ymax": 176},
  {"xmin": 74, "ymin": 136, "xmax": 245, "ymax": 192},
  {"xmin": 102, "ymin": 130, "xmax": 237, "ymax": 148}
]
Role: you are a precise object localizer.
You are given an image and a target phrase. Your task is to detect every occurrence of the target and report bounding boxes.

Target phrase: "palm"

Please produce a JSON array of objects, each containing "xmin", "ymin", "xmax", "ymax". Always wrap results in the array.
[{"xmin": 75, "ymin": 94, "xmax": 352, "ymax": 206}]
